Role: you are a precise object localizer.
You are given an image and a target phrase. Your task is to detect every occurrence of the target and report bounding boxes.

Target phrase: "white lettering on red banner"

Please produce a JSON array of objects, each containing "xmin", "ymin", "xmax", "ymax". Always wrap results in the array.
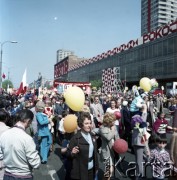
[{"xmin": 54, "ymin": 60, "xmax": 68, "ymax": 78}]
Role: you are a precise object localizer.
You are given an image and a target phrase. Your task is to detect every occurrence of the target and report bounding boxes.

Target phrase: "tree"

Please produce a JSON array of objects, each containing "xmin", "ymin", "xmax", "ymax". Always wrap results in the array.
[
  {"xmin": 2, "ymin": 80, "xmax": 13, "ymax": 90},
  {"xmin": 90, "ymin": 79, "xmax": 102, "ymax": 89}
]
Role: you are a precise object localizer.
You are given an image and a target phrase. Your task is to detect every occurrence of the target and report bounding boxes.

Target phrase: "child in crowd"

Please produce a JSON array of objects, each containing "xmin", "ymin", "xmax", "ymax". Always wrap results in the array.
[
  {"xmin": 153, "ymin": 112, "xmax": 173, "ymax": 139},
  {"xmin": 149, "ymin": 134, "xmax": 172, "ymax": 179}
]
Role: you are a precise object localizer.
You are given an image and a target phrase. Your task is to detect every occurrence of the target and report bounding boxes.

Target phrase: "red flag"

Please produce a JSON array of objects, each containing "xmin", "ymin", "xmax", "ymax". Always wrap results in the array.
[
  {"xmin": 16, "ymin": 69, "xmax": 27, "ymax": 95},
  {"xmin": 2, "ymin": 73, "xmax": 6, "ymax": 79}
]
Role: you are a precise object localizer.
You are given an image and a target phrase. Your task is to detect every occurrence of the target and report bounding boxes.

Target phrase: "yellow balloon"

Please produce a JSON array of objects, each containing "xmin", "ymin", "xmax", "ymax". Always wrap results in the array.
[
  {"xmin": 63, "ymin": 114, "xmax": 78, "ymax": 133},
  {"xmin": 65, "ymin": 86, "xmax": 85, "ymax": 111},
  {"xmin": 139, "ymin": 77, "xmax": 152, "ymax": 92}
]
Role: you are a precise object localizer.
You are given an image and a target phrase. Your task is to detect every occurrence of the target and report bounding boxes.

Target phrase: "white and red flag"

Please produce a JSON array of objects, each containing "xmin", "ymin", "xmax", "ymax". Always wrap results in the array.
[{"xmin": 16, "ymin": 69, "xmax": 27, "ymax": 95}]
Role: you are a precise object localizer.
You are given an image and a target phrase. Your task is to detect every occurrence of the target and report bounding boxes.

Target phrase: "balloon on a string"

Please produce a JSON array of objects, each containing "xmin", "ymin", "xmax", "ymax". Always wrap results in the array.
[
  {"xmin": 139, "ymin": 77, "xmax": 152, "ymax": 92},
  {"xmin": 150, "ymin": 78, "xmax": 158, "ymax": 88},
  {"xmin": 64, "ymin": 86, "xmax": 85, "ymax": 111},
  {"xmin": 114, "ymin": 111, "xmax": 122, "ymax": 120},
  {"xmin": 63, "ymin": 114, "xmax": 78, "ymax": 133},
  {"xmin": 113, "ymin": 139, "xmax": 128, "ymax": 154}
]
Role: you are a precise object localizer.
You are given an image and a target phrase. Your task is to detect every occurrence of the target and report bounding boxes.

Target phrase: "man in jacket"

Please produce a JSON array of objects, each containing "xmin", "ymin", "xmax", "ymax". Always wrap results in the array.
[{"xmin": 0, "ymin": 109, "xmax": 41, "ymax": 180}]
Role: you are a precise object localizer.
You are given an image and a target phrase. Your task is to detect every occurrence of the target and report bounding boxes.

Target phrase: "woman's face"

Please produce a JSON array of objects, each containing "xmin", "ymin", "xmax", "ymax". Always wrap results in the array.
[
  {"xmin": 82, "ymin": 118, "xmax": 92, "ymax": 133},
  {"xmin": 84, "ymin": 100, "xmax": 90, "ymax": 107},
  {"xmin": 110, "ymin": 101, "xmax": 116, "ymax": 109},
  {"xmin": 160, "ymin": 113, "xmax": 165, "ymax": 119}
]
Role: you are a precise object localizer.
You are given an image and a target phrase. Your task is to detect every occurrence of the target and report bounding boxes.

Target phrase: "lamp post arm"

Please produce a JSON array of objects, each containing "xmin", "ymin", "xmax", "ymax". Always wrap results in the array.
[{"xmin": 0, "ymin": 41, "xmax": 17, "ymax": 89}]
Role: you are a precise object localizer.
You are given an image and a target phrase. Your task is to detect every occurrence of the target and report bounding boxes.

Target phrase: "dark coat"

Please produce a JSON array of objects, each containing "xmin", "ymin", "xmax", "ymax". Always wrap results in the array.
[
  {"xmin": 53, "ymin": 103, "xmax": 63, "ymax": 116},
  {"xmin": 67, "ymin": 131, "xmax": 99, "ymax": 180},
  {"xmin": 121, "ymin": 106, "xmax": 131, "ymax": 127},
  {"xmin": 172, "ymin": 109, "xmax": 177, "ymax": 128}
]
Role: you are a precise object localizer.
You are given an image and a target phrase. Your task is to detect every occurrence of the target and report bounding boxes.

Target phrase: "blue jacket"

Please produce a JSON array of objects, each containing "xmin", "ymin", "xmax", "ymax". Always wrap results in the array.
[
  {"xmin": 130, "ymin": 96, "xmax": 144, "ymax": 112},
  {"xmin": 36, "ymin": 112, "xmax": 50, "ymax": 137}
]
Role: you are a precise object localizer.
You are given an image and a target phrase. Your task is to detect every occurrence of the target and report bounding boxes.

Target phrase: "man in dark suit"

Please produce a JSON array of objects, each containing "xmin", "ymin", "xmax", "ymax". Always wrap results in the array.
[
  {"xmin": 52, "ymin": 96, "xmax": 68, "ymax": 144},
  {"xmin": 121, "ymin": 101, "xmax": 131, "ymax": 149},
  {"xmin": 52, "ymin": 96, "xmax": 63, "ymax": 143}
]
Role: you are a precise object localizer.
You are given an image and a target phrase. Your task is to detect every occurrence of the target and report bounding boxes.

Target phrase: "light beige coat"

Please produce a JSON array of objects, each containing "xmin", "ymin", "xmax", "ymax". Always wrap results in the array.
[{"xmin": 170, "ymin": 132, "xmax": 177, "ymax": 168}]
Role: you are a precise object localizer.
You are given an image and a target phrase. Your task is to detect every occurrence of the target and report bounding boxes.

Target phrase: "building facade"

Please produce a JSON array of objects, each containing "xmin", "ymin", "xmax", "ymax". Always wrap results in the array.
[
  {"xmin": 141, "ymin": 0, "xmax": 177, "ymax": 35},
  {"xmin": 56, "ymin": 49, "xmax": 74, "ymax": 63},
  {"xmin": 58, "ymin": 20, "xmax": 177, "ymax": 91},
  {"xmin": 54, "ymin": 55, "xmax": 87, "ymax": 83}
]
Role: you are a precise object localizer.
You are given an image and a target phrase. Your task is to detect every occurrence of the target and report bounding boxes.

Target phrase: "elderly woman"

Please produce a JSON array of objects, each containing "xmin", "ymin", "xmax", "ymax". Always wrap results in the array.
[
  {"xmin": 66, "ymin": 112, "xmax": 99, "ymax": 180},
  {"xmin": 99, "ymin": 112, "xmax": 119, "ymax": 179}
]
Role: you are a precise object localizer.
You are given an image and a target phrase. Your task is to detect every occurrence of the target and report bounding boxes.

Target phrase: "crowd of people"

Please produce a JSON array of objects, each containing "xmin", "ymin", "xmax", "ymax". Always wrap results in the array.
[{"xmin": 0, "ymin": 87, "xmax": 177, "ymax": 180}]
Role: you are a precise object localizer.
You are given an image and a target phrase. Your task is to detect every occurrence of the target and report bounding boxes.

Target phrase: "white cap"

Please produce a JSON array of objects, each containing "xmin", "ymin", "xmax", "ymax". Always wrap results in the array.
[{"xmin": 122, "ymin": 101, "xmax": 128, "ymax": 106}]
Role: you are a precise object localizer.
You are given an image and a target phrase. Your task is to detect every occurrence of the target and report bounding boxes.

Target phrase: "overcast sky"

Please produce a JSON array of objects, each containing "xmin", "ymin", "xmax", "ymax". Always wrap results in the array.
[{"xmin": 0, "ymin": 0, "xmax": 141, "ymax": 88}]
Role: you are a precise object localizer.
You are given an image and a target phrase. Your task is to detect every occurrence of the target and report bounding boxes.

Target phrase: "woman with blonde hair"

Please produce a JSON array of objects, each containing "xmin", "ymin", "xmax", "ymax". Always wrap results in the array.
[
  {"xmin": 99, "ymin": 112, "xmax": 119, "ymax": 179},
  {"xmin": 81, "ymin": 105, "xmax": 96, "ymax": 130}
]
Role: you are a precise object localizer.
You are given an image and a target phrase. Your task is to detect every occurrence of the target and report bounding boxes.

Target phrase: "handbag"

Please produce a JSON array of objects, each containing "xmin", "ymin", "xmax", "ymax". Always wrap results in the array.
[{"xmin": 141, "ymin": 131, "xmax": 151, "ymax": 144}]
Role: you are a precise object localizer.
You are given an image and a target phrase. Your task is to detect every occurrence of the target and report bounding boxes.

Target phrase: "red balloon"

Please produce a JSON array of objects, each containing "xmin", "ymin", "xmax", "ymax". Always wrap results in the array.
[
  {"xmin": 114, "ymin": 111, "xmax": 122, "ymax": 119},
  {"xmin": 113, "ymin": 139, "xmax": 128, "ymax": 154}
]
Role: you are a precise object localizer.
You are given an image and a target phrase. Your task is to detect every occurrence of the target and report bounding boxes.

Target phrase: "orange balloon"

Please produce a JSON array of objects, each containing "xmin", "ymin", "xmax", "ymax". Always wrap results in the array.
[{"xmin": 63, "ymin": 114, "xmax": 78, "ymax": 133}]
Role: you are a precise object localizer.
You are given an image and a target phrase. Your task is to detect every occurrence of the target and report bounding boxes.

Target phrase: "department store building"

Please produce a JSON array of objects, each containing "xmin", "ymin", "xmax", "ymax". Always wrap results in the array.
[{"xmin": 54, "ymin": 20, "xmax": 177, "ymax": 90}]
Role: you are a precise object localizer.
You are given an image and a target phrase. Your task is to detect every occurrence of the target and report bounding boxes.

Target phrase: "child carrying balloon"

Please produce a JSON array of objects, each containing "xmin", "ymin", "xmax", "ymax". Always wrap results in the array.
[{"xmin": 152, "ymin": 112, "xmax": 174, "ymax": 141}]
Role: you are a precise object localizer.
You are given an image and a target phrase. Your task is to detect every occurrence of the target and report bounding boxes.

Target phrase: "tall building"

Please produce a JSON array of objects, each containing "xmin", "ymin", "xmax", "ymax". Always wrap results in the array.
[
  {"xmin": 56, "ymin": 49, "xmax": 74, "ymax": 63},
  {"xmin": 141, "ymin": 0, "xmax": 177, "ymax": 35}
]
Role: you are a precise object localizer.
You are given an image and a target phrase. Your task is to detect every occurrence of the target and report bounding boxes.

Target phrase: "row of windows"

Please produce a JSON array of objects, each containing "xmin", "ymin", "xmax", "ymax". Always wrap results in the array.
[
  {"xmin": 68, "ymin": 34, "xmax": 177, "ymax": 82},
  {"xmin": 70, "ymin": 56, "xmax": 177, "ymax": 82}
]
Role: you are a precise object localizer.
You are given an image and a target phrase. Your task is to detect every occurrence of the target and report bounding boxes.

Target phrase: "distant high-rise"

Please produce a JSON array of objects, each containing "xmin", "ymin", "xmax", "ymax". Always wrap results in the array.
[
  {"xmin": 56, "ymin": 49, "xmax": 74, "ymax": 63},
  {"xmin": 141, "ymin": 0, "xmax": 177, "ymax": 35}
]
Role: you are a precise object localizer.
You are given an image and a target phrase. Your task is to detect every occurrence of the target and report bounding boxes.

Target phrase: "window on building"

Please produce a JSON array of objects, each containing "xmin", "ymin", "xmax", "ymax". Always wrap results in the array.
[
  {"xmin": 138, "ymin": 64, "xmax": 146, "ymax": 78},
  {"xmin": 163, "ymin": 40, "xmax": 168, "ymax": 55},
  {"xmin": 175, "ymin": 36, "xmax": 177, "ymax": 52},
  {"xmin": 158, "ymin": 41, "xmax": 163, "ymax": 56},
  {"xmin": 168, "ymin": 59, "xmax": 174, "ymax": 74},
  {"xmin": 157, "ymin": 61, "xmax": 163, "ymax": 75},
  {"xmin": 152, "ymin": 43, "xmax": 158, "ymax": 57},
  {"xmin": 163, "ymin": 61, "xmax": 168, "ymax": 75},
  {"xmin": 168, "ymin": 38, "xmax": 174, "ymax": 54},
  {"xmin": 145, "ymin": 46, "xmax": 149, "ymax": 59},
  {"xmin": 134, "ymin": 50, "xmax": 138, "ymax": 62}
]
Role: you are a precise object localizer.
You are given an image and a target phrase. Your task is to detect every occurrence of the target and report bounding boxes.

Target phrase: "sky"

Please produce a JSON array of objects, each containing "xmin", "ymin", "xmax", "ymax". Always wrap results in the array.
[{"xmin": 0, "ymin": 0, "xmax": 141, "ymax": 88}]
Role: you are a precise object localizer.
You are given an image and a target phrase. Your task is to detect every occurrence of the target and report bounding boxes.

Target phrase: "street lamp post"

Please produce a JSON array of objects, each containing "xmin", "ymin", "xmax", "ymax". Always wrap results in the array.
[{"xmin": 0, "ymin": 41, "xmax": 17, "ymax": 89}]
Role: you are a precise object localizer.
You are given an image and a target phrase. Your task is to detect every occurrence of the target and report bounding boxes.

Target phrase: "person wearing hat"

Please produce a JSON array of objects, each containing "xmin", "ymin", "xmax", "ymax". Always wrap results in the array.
[{"xmin": 36, "ymin": 101, "xmax": 52, "ymax": 164}]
